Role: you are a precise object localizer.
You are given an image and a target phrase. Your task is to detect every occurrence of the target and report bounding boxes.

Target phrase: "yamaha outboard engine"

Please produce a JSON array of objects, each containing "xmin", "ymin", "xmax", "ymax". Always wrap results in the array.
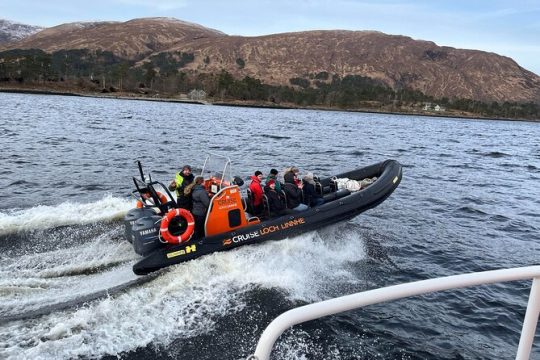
[
  {"xmin": 124, "ymin": 207, "xmax": 158, "ymax": 243},
  {"xmin": 126, "ymin": 160, "xmax": 178, "ymax": 256},
  {"xmin": 132, "ymin": 215, "xmax": 163, "ymax": 256}
]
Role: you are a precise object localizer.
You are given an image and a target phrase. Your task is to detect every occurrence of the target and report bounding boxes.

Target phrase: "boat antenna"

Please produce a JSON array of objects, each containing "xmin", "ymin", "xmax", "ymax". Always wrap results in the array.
[{"xmin": 137, "ymin": 160, "xmax": 145, "ymax": 181}]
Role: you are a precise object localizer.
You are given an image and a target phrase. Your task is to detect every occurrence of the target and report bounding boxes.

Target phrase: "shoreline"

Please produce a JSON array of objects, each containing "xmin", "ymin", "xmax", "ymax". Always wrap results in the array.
[{"xmin": 1, "ymin": 87, "xmax": 538, "ymax": 123}]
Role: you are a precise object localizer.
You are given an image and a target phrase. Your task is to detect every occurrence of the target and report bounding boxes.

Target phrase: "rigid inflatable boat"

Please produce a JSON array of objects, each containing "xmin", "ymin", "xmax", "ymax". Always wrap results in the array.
[{"xmin": 125, "ymin": 154, "xmax": 402, "ymax": 275}]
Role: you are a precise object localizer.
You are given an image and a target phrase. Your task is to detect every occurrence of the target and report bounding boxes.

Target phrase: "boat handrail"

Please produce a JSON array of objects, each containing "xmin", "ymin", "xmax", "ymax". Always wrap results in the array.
[{"xmin": 248, "ymin": 265, "xmax": 540, "ymax": 360}]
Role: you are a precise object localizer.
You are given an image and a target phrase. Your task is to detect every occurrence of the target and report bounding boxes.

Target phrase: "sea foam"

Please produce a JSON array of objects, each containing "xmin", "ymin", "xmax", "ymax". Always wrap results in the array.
[
  {"xmin": 0, "ymin": 225, "xmax": 367, "ymax": 359},
  {"xmin": 0, "ymin": 195, "xmax": 134, "ymax": 236}
]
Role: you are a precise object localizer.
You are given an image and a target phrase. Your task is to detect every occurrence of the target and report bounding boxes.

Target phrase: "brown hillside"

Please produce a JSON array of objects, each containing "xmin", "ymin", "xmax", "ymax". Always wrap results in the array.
[
  {"xmin": 176, "ymin": 31, "xmax": 540, "ymax": 103},
  {"xmin": 3, "ymin": 17, "xmax": 225, "ymax": 59},
  {"xmin": 2, "ymin": 17, "xmax": 539, "ymax": 103}
]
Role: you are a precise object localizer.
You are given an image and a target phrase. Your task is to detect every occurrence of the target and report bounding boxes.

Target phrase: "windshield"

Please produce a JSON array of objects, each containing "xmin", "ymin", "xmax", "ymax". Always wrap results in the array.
[{"xmin": 200, "ymin": 153, "xmax": 233, "ymax": 184}]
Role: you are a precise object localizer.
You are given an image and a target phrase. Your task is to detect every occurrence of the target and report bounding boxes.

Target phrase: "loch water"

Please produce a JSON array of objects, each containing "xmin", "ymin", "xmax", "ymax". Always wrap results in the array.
[{"xmin": 0, "ymin": 93, "xmax": 539, "ymax": 359}]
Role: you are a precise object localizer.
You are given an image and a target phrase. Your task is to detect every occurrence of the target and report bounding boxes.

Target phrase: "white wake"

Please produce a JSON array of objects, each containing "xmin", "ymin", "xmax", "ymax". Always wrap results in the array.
[
  {"xmin": 0, "ymin": 225, "xmax": 367, "ymax": 359},
  {"xmin": 0, "ymin": 195, "xmax": 134, "ymax": 236}
]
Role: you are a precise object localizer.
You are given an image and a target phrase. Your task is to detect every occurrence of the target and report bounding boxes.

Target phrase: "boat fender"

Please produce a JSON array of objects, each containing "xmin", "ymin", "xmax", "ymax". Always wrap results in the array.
[
  {"xmin": 160, "ymin": 208, "xmax": 195, "ymax": 244},
  {"xmin": 136, "ymin": 191, "xmax": 168, "ymax": 208}
]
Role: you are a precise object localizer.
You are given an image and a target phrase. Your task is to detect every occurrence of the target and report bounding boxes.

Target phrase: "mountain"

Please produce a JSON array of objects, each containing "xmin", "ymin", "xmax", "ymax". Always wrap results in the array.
[
  {"xmin": 3, "ymin": 17, "xmax": 224, "ymax": 59},
  {"xmin": 173, "ymin": 30, "xmax": 540, "ymax": 104},
  {"xmin": 1, "ymin": 17, "xmax": 539, "ymax": 104},
  {"xmin": 0, "ymin": 19, "xmax": 44, "ymax": 44}
]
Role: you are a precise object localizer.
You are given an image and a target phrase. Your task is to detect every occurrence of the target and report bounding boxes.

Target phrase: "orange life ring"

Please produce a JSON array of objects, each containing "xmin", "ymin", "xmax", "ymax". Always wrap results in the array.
[
  {"xmin": 159, "ymin": 208, "xmax": 195, "ymax": 244},
  {"xmin": 136, "ymin": 191, "xmax": 168, "ymax": 208}
]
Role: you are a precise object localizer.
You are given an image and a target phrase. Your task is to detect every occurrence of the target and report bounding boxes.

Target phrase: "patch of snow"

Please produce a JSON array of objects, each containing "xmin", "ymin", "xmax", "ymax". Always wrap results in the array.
[{"xmin": 0, "ymin": 19, "xmax": 45, "ymax": 42}]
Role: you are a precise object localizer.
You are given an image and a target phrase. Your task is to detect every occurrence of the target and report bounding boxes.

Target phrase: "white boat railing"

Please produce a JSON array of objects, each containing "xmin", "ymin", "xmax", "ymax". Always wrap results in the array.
[{"xmin": 248, "ymin": 266, "xmax": 540, "ymax": 360}]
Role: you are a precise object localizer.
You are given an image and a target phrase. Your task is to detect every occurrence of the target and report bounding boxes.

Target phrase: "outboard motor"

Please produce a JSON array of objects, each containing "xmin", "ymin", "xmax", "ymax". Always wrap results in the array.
[
  {"xmin": 132, "ymin": 215, "xmax": 163, "ymax": 256},
  {"xmin": 124, "ymin": 207, "xmax": 158, "ymax": 243}
]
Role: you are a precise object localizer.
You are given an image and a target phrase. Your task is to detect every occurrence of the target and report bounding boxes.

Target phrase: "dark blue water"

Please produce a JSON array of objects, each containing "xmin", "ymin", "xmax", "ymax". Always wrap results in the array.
[{"xmin": 0, "ymin": 93, "xmax": 539, "ymax": 359}]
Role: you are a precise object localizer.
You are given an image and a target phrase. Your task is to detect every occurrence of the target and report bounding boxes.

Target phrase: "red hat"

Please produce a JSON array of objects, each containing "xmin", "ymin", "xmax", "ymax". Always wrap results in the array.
[{"xmin": 267, "ymin": 179, "xmax": 275, "ymax": 186}]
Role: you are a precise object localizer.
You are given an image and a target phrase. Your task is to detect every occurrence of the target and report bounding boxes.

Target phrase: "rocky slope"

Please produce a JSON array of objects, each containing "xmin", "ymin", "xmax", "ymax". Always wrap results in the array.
[
  {"xmin": 176, "ymin": 30, "xmax": 540, "ymax": 103},
  {"xmin": 3, "ymin": 17, "xmax": 224, "ymax": 59},
  {"xmin": 0, "ymin": 19, "xmax": 44, "ymax": 44}
]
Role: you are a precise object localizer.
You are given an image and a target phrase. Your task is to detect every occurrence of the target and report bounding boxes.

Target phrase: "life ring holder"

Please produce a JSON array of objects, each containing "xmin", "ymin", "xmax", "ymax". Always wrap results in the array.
[{"xmin": 159, "ymin": 208, "xmax": 195, "ymax": 244}]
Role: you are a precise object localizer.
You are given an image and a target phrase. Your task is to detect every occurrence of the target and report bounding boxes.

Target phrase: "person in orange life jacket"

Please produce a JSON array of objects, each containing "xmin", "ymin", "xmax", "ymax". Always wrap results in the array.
[
  {"xmin": 191, "ymin": 176, "xmax": 210, "ymax": 239},
  {"xmin": 302, "ymin": 172, "xmax": 325, "ymax": 207},
  {"xmin": 283, "ymin": 172, "xmax": 309, "ymax": 212},
  {"xmin": 137, "ymin": 189, "xmax": 168, "ymax": 209},
  {"xmin": 266, "ymin": 168, "xmax": 281, "ymax": 192},
  {"xmin": 264, "ymin": 179, "xmax": 293, "ymax": 216},
  {"xmin": 168, "ymin": 165, "xmax": 194, "ymax": 210},
  {"xmin": 249, "ymin": 170, "xmax": 264, "ymax": 215}
]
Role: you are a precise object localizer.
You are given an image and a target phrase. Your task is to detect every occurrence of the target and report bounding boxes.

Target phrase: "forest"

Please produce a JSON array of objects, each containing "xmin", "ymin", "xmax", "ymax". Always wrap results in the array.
[{"xmin": 1, "ymin": 48, "xmax": 538, "ymax": 119}]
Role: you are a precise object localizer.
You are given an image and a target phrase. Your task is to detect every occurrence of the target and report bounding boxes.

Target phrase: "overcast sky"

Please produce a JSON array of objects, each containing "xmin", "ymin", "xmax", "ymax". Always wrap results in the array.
[{"xmin": 2, "ymin": 0, "xmax": 539, "ymax": 75}]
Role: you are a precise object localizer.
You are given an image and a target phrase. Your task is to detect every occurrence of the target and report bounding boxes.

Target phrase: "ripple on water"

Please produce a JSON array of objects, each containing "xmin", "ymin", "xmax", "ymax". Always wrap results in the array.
[
  {"xmin": 8, "ymin": 180, "xmax": 38, "ymax": 187},
  {"xmin": 453, "ymin": 205, "xmax": 488, "ymax": 218},
  {"xmin": 482, "ymin": 151, "xmax": 511, "ymax": 158}
]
